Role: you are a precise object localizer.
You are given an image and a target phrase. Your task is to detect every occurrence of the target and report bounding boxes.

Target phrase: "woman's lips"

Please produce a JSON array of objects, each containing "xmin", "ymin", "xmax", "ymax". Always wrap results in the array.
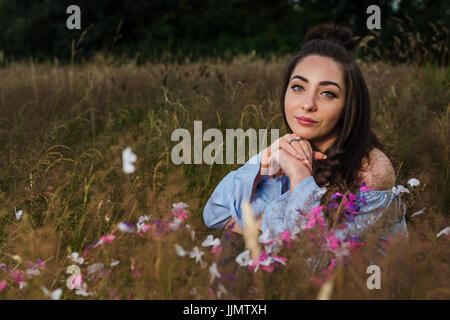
[{"xmin": 295, "ymin": 117, "xmax": 318, "ymax": 126}]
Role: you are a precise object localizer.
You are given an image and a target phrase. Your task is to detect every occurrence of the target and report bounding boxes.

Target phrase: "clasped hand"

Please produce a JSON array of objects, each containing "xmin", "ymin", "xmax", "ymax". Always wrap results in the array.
[{"xmin": 260, "ymin": 133, "xmax": 327, "ymax": 184}]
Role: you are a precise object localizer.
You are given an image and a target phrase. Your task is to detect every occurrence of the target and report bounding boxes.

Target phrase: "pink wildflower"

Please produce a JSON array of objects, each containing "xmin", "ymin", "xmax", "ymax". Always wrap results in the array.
[
  {"xmin": 211, "ymin": 245, "xmax": 222, "ymax": 260},
  {"xmin": 172, "ymin": 208, "xmax": 188, "ymax": 222},
  {"xmin": 278, "ymin": 229, "xmax": 292, "ymax": 247},
  {"xmin": 360, "ymin": 182, "xmax": 372, "ymax": 192},
  {"xmin": 326, "ymin": 232, "xmax": 341, "ymax": 251},
  {"xmin": 305, "ymin": 205, "xmax": 325, "ymax": 229},
  {"xmin": 322, "ymin": 258, "xmax": 338, "ymax": 279},
  {"xmin": 208, "ymin": 287, "xmax": 216, "ymax": 299},
  {"xmin": 70, "ymin": 274, "xmax": 83, "ymax": 289},
  {"xmin": 9, "ymin": 270, "xmax": 25, "ymax": 284},
  {"xmin": 96, "ymin": 234, "xmax": 116, "ymax": 246},
  {"xmin": 0, "ymin": 280, "xmax": 7, "ymax": 291}
]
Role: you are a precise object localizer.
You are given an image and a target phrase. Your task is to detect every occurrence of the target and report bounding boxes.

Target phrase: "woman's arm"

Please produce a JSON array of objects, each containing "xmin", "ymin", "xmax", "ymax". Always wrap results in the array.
[{"xmin": 203, "ymin": 150, "xmax": 270, "ymax": 230}]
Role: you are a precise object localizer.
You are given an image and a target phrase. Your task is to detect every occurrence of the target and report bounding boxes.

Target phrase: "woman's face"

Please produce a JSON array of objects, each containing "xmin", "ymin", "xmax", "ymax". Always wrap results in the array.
[{"xmin": 284, "ymin": 55, "xmax": 346, "ymax": 153}]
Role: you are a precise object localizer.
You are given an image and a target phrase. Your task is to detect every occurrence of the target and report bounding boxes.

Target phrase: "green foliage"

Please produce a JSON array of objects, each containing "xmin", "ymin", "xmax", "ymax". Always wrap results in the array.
[{"xmin": 0, "ymin": 0, "xmax": 448, "ymax": 65}]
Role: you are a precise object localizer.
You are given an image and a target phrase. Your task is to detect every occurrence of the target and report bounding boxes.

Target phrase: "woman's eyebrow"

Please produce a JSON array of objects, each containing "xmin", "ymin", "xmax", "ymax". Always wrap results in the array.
[{"xmin": 291, "ymin": 75, "xmax": 341, "ymax": 91}]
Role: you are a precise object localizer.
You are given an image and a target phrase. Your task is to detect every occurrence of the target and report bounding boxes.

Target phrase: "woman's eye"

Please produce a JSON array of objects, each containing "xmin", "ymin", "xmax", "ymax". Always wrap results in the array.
[
  {"xmin": 291, "ymin": 85, "xmax": 303, "ymax": 92},
  {"xmin": 322, "ymin": 91, "xmax": 337, "ymax": 98}
]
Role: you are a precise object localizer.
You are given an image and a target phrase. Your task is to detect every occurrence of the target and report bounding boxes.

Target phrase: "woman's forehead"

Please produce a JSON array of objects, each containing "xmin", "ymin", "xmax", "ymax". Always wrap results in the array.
[{"xmin": 292, "ymin": 55, "xmax": 344, "ymax": 84}]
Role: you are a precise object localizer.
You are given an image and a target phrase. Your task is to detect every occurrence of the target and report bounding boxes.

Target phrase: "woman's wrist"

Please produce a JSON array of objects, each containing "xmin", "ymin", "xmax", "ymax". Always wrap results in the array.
[{"xmin": 289, "ymin": 173, "xmax": 311, "ymax": 194}]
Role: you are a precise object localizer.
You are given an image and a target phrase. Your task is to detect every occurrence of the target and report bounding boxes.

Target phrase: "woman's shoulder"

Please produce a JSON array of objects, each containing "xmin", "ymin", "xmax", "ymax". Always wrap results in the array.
[{"xmin": 358, "ymin": 148, "xmax": 396, "ymax": 191}]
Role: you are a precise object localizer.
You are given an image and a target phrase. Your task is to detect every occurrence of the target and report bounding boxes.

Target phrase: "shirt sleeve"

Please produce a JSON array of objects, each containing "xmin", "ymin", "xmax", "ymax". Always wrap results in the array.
[
  {"xmin": 262, "ymin": 175, "xmax": 408, "ymax": 242},
  {"xmin": 334, "ymin": 189, "xmax": 408, "ymax": 242},
  {"xmin": 203, "ymin": 150, "xmax": 265, "ymax": 230},
  {"xmin": 261, "ymin": 175, "xmax": 328, "ymax": 236}
]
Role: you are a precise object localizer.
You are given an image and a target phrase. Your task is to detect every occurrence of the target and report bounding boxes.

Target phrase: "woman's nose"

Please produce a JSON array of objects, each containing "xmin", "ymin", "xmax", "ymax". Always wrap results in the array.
[{"xmin": 301, "ymin": 92, "xmax": 316, "ymax": 111}]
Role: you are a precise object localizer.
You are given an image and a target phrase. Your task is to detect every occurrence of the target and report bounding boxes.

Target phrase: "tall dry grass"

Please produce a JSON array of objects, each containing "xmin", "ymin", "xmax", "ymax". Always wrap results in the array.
[{"xmin": 0, "ymin": 51, "xmax": 448, "ymax": 299}]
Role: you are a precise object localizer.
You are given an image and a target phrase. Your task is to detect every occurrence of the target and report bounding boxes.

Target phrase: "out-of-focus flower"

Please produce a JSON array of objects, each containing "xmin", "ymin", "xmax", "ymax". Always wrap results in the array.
[
  {"xmin": 305, "ymin": 206, "xmax": 325, "ymax": 229},
  {"xmin": 94, "ymin": 234, "xmax": 116, "ymax": 247},
  {"xmin": 437, "ymin": 227, "xmax": 450, "ymax": 238},
  {"xmin": 217, "ymin": 283, "xmax": 228, "ymax": 299},
  {"xmin": 172, "ymin": 202, "xmax": 189, "ymax": 211},
  {"xmin": 407, "ymin": 178, "xmax": 420, "ymax": 187},
  {"xmin": 68, "ymin": 252, "xmax": 84, "ymax": 265},
  {"xmin": 41, "ymin": 286, "xmax": 62, "ymax": 300},
  {"xmin": 331, "ymin": 192, "xmax": 343, "ymax": 199},
  {"xmin": 169, "ymin": 217, "xmax": 182, "ymax": 230},
  {"xmin": 245, "ymin": 249, "xmax": 287, "ymax": 273},
  {"xmin": 392, "ymin": 185, "xmax": 409, "ymax": 195},
  {"xmin": 25, "ymin": 268, "xmax": 40, "ymax": 278},
  {"xmin": 110, "ymin": 260, "xmax": 120, "ymax": 267},
  {"xmin": 278, "ymin": 229, "xmax": 293, "ymax": 248},
  {"xmin": 122, "ymin": 147, "xmax": 137, "ymax": 174},
  {"xmin": 175, "ymin": 244, "xmax": 187, "ymax": 257},
  {"xmin": 360, "ymin": 182, "xmax": 372, "ymax": 192},
  {"xmin": 172, "ymin": 203, "xmax": 189, "ymax": 222},
  {"xmin": 410, "ymin": 207, "xmax": 426, "ymax": 218},
  {"xmin": 75, "ymin": 283, "xmax": 94, "ymax": 297},
  {"xmin": 211, "ymin": 245, "xmax": 222, "ymax": 260},
  {"xmin": 138, "ymin": 215, "xmax": 150, "ymax": 224},
  {"xmin": 118, "ymin": 222, "xmax": 135, "ymax": 233},
  {"xmin": 189, "ymin": 247, "xmax": 206, "ymax": 268},
  {"xmin": 202, "ymin": 235, "xmax": 220, "ymax": 248},
  {"xmin": 14, "ymin": 207, "xmax": 23, "ymax": 220},
  {"xmin": 9, "ymin": 270, "xmax": 25, "ymax": 284},
  {"xmin": 209, "ymin": 263, "xmax": 221, "ymax": 284},
  {"xmin": 326, "ymin": 232, "xmax": 340, "ymax": 251},
  {"xmin": 0, "ymin": 280, "xmax": 6, "ymax": 292},
  {"xmin": 137, "ymin": 215, "xmax": 151, "ymax": 233},
  {"xmin": 236, "ymin": 250, "xmax": 252, "ymax": 267}
]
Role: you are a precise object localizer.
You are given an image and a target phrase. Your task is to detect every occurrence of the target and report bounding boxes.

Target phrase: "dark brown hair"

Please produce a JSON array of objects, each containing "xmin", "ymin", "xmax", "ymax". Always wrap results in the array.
[{"xmin": 280, "ymin": 23, "xmax": 385, "ymax": 196}]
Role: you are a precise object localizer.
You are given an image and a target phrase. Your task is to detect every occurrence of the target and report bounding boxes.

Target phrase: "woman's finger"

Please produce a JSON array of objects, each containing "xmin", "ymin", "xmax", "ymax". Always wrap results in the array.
[
  {"xmin": 313, "ymin": 151, "xmax": 327, "ymax": 160},
  {"xmin": 279, "ymin": 138, "xmax": 306, "ymax": 161}
]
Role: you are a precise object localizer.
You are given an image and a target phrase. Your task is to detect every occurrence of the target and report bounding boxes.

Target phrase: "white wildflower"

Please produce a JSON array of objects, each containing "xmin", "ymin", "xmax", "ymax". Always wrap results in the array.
[
  {"xmin": 201, "ymin": 235, "xmax": 220, "ymax": 247},
  {"xmin": 118, "ymin": 222, "xmax": 135, "ymax": 233},
  {"xmin": 41, "ymin": 286, "xmax": 62, "ymax": 300},
  {"xmin": 209, "ymin": 262, "xmax": 221, "ymax": 284},
  {"xmin": 14, "ymin": 207, "xmax": 23, "ymax": 220},
  {"xmin": 392, "ymin": 185, "xmax": 409, "ymax": 195},
  {"xmin": 407, "ymin": 178, "xmax": 420, "ymax": 187},
  {"xmin": 169, "ymin": 217, "xmax": 182, "ymax": 230},
  {"xmin": 216, "ymin": 283, "xmax": 228, "ymax": 298},
  {"xmin": 68, "ymin": 252, "xmax": 84, "ymax": 265},
  {"xmin": 410, "ymin": 207, "xmax": 426, "ymax": 218},
  {"xmin": 175, "ymin": 244, "xmax": 187, "ymax": 257},
  {"xmin": 110, "ymin": 260, "xmax": 120, "ymax": 267},
  {"xmin": 172, "ymin": 202, "xmax": 189, "ymax": 211},
  {"xmin": 236, "ymin": 250, "xmax": 252, "ymax": 267},
  {"xmin": 189, "ymin": 246, "xmax": 206, "ymax": 268},
  {"xmin": 437, "ymin": 227, "xmax": 450, "ymax": 238},
  {"xmin": 122, "ymin": 147, "xmax": 137, "ymax": 174}
]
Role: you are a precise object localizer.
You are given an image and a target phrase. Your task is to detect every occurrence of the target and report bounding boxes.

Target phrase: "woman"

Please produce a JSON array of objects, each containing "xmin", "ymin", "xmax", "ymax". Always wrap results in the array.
[{"xmin": 203, "ymin": 24, "xmax": 408, "ymax": 265}]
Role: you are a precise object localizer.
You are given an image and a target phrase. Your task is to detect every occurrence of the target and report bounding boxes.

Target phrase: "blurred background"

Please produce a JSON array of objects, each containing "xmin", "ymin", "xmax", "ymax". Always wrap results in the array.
[
  {"xmin": 0, "ymin": 0, "xmax": 449, "ymax": 300},
  {"xmin": 0, "ymin": 0, "xmax": 448, "ymax": 65}
]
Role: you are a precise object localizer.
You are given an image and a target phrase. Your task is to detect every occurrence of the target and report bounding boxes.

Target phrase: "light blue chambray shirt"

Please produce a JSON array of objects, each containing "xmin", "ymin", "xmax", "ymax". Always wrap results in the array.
[{"xmin": 203, "ymin": 150, "xmax": 408, "ymax": 242}]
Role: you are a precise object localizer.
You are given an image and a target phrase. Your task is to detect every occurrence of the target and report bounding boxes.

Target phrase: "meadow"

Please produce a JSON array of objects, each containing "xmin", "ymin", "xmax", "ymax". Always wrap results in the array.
[{"xmin": 0, "ymin": 52, "xmax": 448, "ymax": 299}]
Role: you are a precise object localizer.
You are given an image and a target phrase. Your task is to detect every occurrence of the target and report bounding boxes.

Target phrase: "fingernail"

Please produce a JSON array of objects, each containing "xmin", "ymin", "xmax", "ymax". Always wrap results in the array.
[{"xmin": 323, "ymin": 154, "xmax": 327, "ymax": 159}]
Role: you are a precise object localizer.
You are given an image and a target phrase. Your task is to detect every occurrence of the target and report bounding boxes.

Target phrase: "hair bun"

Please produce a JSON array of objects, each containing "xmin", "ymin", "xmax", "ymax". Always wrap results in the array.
[{"xmin": 304, "ymin": 23, "xmax": 357, "ymax": 55}]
